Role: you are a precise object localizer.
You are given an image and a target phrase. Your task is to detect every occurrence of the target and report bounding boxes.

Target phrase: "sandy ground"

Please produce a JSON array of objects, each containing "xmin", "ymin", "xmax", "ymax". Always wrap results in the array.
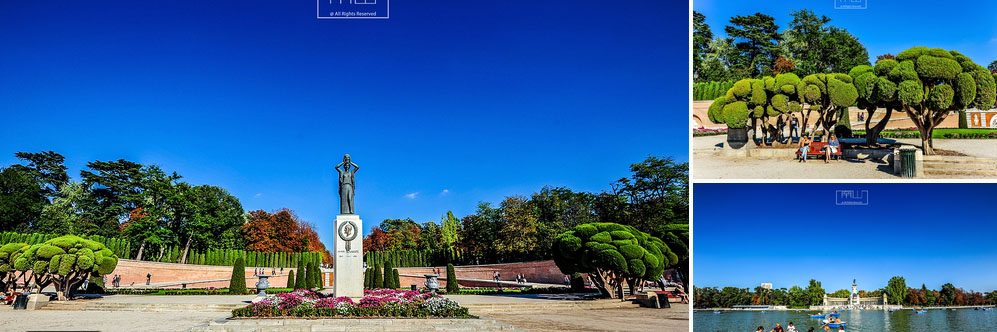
[{"xmin": 693, "ymin": 135, "xmax": 997, "ymax": 179}]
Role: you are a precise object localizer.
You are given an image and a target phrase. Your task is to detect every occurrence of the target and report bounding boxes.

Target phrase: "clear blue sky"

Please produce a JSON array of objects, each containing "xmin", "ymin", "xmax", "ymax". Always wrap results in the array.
[
  {"xmin": 0, "ymin": 1, "xmax": 687, "ymax": 245},
  {"xmin": 694, "ymin": 183, "xmax": 997, "ymax": 293},
  {"xmin": 694, "ymin": 0, "xmax": 997, "ymax": 67}
]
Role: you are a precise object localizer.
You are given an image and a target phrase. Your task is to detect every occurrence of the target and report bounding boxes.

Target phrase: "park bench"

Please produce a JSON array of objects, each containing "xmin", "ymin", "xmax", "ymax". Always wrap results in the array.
[
  {"xmin": 795, "ymin": 141, "xmax": 842, "ymax": 161},
  {"xmin": 4, "ymin": 292, "xmax": 23, "ymax": 305}
]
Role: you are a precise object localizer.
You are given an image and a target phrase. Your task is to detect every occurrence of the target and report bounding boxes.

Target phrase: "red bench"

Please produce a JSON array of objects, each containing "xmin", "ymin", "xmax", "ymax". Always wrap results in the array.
[
  {"xmin": 796, "ymin": 142, "xmax": 842, "ymax": 160},
  {"xmin": 4, "ymin": 292, "xmax": 22, "ymax": 305}
]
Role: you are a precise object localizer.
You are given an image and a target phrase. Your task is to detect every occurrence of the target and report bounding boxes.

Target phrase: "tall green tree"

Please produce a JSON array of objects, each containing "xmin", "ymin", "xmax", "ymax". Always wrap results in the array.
[
  {"xmin": 0, "ymin": 167, "xmax": 45, "ymax": 232},
  {"xmin": 725, "ymin": 13, "xmax": 782, "ymax": 77},
  {"xmin": 440, "ymin": 211, "xmax": 461, "ymax": 253},
  {"xmin": 693, "ymin": 11, "xmax": 714, "ymax": 81},
  {"xmin": 10, "ymin": 151, "xmax": 69, "ymax": 200},
  {"xmin": 805, "ymin": 279, "xmax": 825, "ymax": 306},
  {"xmin": 885, "ymin": 276, "xmax": 908, "ymax": 305},
  {"xmin": 780, "ymin": 9, "xmax": 869, "ymax": 76},
  {"xmin": 36, "ymin": 182, "xmax": 87, "ymax": 235}
]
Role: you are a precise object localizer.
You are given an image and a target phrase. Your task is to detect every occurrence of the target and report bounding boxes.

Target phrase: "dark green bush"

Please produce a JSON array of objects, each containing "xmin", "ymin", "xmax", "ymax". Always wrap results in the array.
[
  {"xmin": 229, "ymin": 257, "xmax": 248, "ymax": 295},
  {"xmin": 446, "ymin": 263, "xmax": 459, "ymax": 293},
  {"xmin": 294, "ymin": 259, "xmax": 306, "ymax": 289}
]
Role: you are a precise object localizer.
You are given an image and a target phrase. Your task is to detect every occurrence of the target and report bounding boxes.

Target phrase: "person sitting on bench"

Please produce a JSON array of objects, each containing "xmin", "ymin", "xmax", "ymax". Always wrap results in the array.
[
  {"xmin": 824, "ymin": 134, "xmax": 840, "ymax": 163},
  {"xmin": 798, "ymin": 134, "xmax": 812, "ymax": 163}
]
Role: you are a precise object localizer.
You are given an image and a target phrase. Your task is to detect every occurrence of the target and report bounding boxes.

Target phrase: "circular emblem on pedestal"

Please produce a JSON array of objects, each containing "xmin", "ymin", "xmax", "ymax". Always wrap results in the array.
[{"xmin": 338, "ymin": 220, "xmax": 358, "ymax": 251}]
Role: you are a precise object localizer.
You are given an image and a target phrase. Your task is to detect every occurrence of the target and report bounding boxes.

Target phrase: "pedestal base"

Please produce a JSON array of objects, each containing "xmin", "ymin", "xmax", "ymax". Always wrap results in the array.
[{"xmin": 333, "ymin": 214, "xmax": 363, "ymax": 298}]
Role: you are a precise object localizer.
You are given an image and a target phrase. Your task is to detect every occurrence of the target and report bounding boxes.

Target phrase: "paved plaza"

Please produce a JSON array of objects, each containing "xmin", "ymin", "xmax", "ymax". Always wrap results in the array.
[
  {"xmin": 0, "ymin": 293, "xmax": 686, "ymax": 332},
  {"xmin": 693, "ymin": 135, "xmax": 997, "ymax": 179}
]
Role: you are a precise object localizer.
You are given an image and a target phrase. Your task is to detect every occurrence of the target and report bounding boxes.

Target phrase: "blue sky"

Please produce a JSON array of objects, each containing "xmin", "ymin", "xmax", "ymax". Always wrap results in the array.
[
  {"xmin": 0, "ymin": 1, "xmax": 687, "ymax": 244},
  {"xmin": 694, "ymin": 0, "xmax": 997, "ymax": 67},
  {"xmin": 694, "ymin": 183, "xmax": 997, "ymax": 292}
]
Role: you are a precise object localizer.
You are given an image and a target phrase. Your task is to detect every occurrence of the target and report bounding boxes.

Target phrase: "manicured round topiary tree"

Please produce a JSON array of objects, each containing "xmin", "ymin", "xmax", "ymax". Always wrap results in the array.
[
  {"xmin": 229, "ymin": 257, "xmax": 248, "ymax": 295},
  {"xmin": 712, "ymin": 73, "xmax": 803, "ymax": 148},
  {"xmin": 14, "ymin": 235, "xmax": 118, "ymax": 300},
  {"xmin": 886, "ymin": 47, "xmax": 996, "ymax": 154},
  {"xmin": 286, "ymin": 270, "xmax": 296, "ymax": 288},
  {"xmin": 849, "ymin": 61, "xmax": 901, "ymax": 145},
  {"xmin": 0, "ymin": 243, "xmax": 29, "ymax": 292},
  {"xmin": 552, "ymin": 223, "xmax": 676, "ymax": 299},
  {"xmin": 445, "ymin": 263, "xmax": 459, "ymax": 293},
  {"xmin": 798, "ymin": 72, "xmax": 858, "ymax": 138}
]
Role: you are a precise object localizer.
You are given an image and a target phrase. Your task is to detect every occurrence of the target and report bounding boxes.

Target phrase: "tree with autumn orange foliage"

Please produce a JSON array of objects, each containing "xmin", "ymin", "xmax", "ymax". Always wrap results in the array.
[
  {"xmin": 772, "ymin": 56, "xmax": 795, "ymax": 75},
  {"xmin": 242, "ymin": 208, "xmax": 332, "ymax": 263}
]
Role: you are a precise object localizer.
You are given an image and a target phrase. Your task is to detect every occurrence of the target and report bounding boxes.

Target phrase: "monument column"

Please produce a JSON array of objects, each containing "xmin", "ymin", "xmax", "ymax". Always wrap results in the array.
[
  {"xmin": 333, "ymin": 154, "xmax": 363, "ymax": 298},
  {"xmin": 333, "ymin": 214, "xmax": 363, "ymax": 298}
]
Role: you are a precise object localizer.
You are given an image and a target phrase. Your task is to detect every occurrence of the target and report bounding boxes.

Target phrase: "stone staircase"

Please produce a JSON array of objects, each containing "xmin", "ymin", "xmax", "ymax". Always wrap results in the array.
[
  {"xmin": 41, "ymin": 300, "xmax": 244, "ymax": 313},
  {"xmin": 463, "ymin": 299, "xmax": 639, "ymax": 314},
  {"xmin": 922, "ymin": 155, "xmax": 997, "ymax": 177},
  {"xmin": 192, "ymin": 317, "xmax": 523, "ymax": 332}
]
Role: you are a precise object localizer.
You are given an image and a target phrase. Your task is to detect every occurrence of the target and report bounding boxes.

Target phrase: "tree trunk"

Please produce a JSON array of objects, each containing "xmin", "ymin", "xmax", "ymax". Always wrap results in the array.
[
  {"xmin": 156, "ymin": 245, "xmax": 166, "ymax": 262},
  {"xmin": 865, "ymin": 107, "xmax": 893, "ymax": 146},
  {"xmin": 136, "ymin": 242, "xmax": 146, "ymax": 261},
  {"xmin": 180, "ymin": 234, "xmax": 193, "ymax": 264}
]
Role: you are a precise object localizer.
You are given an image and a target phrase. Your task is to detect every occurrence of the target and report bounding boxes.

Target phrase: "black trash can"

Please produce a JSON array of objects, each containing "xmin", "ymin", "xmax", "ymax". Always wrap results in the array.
[
  {"xmin": 900, "ymin": 148, "xmax": 917, "ymax": 178},
  {"xmin": 12, "ymin": 294, "xmax": 28, "ymax": 310}
]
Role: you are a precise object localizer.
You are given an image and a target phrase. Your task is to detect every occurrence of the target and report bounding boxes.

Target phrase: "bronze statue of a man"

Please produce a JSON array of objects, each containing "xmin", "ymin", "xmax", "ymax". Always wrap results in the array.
[{"xmin": 335, "ymin": 154, "xmax": 359, "ymax": 214}]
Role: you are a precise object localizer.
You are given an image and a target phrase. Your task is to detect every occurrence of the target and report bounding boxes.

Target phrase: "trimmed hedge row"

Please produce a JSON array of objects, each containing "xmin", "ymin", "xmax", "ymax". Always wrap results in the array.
[{"xmin": 694, "ymin": 81, "xmax": 736, "ymax": 101}]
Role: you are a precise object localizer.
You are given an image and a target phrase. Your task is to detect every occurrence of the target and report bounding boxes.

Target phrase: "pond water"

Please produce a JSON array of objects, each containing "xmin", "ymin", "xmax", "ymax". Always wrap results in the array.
[{"xmin": 694, "ymin": 309, "xmax": 997, "ymax": 332}]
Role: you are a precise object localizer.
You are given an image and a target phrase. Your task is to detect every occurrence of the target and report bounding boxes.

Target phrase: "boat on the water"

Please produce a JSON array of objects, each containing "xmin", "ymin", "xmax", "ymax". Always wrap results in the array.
[{"xmin": 916, "ymin": 310, "xmax": 927, "ymax": 314}]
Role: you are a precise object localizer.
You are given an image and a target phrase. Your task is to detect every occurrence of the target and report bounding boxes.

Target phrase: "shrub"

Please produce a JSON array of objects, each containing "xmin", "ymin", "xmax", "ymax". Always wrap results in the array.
[
  {"xmin": 373, "ymin": 264, "xmax": 383, "ymax": 289},
  {"xmin": 294, "ymin": 258, "xmax": 307, "ymax": 289},
  {"xmin": 445, "ymin": 263, "xmax": 459, "ymax": 293},
  {"xmin": 229, "ymin": 257, "xmax": 248, "ymax": 295},
  {"xmin": 287, "ymin": 270, "xmax": 296, "ymax": 288},
  {"xmin": 383, "ymin": 260, "xmax": 395, "ymax": 289}
]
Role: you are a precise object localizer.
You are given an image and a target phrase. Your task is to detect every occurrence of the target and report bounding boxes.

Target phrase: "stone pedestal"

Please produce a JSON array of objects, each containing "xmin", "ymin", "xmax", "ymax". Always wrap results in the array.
[
  {"xmin": 333, "ymin": 214, "xmax": 363, "ymax": 298},
  {"xmin": 25, "ymin": 294, "xmax": 49, "ymax": 310}
]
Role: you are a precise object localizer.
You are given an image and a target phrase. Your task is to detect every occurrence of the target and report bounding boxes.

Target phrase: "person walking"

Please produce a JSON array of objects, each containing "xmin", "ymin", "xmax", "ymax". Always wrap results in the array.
[
  {"xmin": 564, "ymin": 275, "xmax": 570, "ymax": 286},
  {"xmin": 146, "ymin": 273, "xmax": 151, "ymax": 285},
  {"xmin": 776, "ymin": 115, "xmax": 786, "ymax": 142}
]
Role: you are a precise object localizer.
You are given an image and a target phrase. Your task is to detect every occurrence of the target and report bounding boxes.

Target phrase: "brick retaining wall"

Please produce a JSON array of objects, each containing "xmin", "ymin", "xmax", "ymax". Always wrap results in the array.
[{"xmin": 100, "ymin": 259, "xmax": 566, "ymax": 290}]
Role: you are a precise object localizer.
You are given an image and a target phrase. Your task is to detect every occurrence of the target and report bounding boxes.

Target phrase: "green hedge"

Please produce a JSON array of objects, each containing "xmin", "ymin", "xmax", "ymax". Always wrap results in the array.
[
  {"xmin": 694, "ymin": 81, "xmax": 737, "ymax": 101},
  {"xmin": 107, "ymin": 288, "xmax": 295, "ymax": 295},
  {"xmin": 1, "ymin": 231, "xmax": 322, "ymax": 268},
  {"xmin": 851, "ymin": 129, "xmax": 997, "ymax": 139}
]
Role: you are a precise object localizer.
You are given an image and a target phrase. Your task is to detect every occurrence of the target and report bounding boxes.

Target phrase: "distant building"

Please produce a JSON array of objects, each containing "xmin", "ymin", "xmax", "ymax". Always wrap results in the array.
[{"xmin": 761, "ymin": 283, "xmax": 773, "ymax": 290}]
